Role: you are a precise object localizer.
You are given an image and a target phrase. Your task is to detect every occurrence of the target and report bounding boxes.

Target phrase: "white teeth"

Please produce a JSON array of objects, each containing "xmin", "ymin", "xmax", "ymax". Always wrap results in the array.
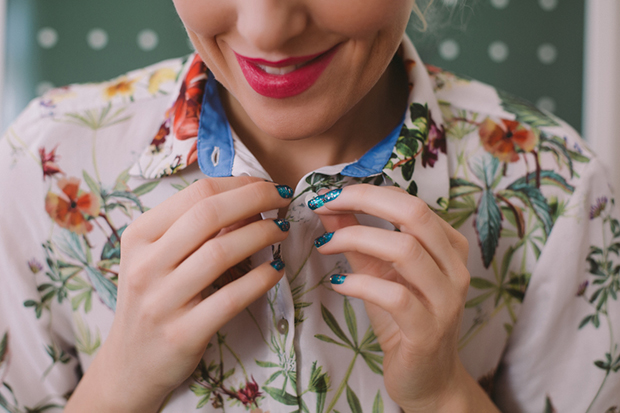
[{"xmin": 257, "ymin": 64, "xmax": 299, "ymax": 75}]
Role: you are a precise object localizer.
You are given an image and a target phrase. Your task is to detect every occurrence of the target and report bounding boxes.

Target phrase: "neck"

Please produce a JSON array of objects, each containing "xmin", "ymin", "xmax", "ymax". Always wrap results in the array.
[{"xmin": 219, "ymin": 55, "xmax": 409, "ymax": 189}]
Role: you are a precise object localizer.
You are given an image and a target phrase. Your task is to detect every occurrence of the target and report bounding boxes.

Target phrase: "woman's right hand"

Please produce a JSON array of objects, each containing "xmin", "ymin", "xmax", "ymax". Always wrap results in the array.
[{"xmin": 65, "ymin": 177, "xmax": 293, "ymax": 413}]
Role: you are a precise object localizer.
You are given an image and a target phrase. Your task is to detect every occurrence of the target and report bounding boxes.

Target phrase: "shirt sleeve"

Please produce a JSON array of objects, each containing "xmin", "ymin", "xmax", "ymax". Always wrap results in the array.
[
  {"xmin": 494, "ymin": 157, "xmax": 620, "ymax": 412},
  {"xmin": 0, "ymin": 102, "xmax": 80, "ymax": 411}
]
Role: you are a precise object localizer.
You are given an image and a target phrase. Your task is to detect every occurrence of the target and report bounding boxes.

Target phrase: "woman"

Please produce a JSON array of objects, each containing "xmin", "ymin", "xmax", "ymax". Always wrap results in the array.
[{"xmin": 0, "ymin": 0, "xmax": 617, "ymax": 412}]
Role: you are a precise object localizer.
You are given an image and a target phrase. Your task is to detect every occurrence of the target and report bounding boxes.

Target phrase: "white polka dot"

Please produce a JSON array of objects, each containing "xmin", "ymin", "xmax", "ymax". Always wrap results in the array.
[
  {"xmin": 439, "ymin": 39, "xmax": 460, "ymax": 61},
  {"xmin": 538, "ymin": 43, "xmax": 558, "ymax": 64},
  {"xmin": 137, "ymin": 29, "xmax": 159, "ymax": 51},
  {"xmin": 442, "ymin": 0, "xmax": 459, "ymax": 6},
  {"xmin": 536, "ymin": 97, "xmax": 556, "ymax": 113},
  {"xmin": 488, "ymin": 41, "xmax": 509, "ymax": 63},
  {"xmin": 37, "ymin": 27, "xmax": 58, "ymax": 49},
  {"xmin": 490, "ymin": 0, "xmax": 510, "ymax": 9},
  {"xmin": 539, "ymin": 0, "xmax": 558, "ymax": 11},
  {"xmin": 36, "ymin": 81, "xmax": 55, "ymax": 96},
  {"xmin": 87, "ymin": 28, "xmax": 108, "ymax": 50}
]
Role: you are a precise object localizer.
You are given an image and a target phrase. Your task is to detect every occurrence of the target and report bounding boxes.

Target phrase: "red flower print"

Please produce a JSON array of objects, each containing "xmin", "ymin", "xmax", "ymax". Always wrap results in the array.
[
  {"xmin": 39, "ymin": 146, "xmax": 63, "ymax": 180},
  {"xmin": 422, "ymin": 117, "xmax": 447, "ymax": 168},
  {"xmin": 45, "ymin": 177, "xmax": 100, "ymax": 235},
  {"xmin": 479, "ymin": 118, "xmax": 538, "ymax": 163},
  {"xmin": 173, "ymin": 55, "xmax": 208, "ymax": 142},
  {"xmin": 149, "ymin": 122, "xmax": 170, "ymax": 153},
  {"xmin": 236, "ymin": 377, "xmax": 262, "ymax": 407}
]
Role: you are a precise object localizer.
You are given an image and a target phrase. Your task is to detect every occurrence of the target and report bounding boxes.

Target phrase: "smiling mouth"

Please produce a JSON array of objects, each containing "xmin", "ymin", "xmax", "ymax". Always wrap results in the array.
[{"xmin": 234, "ymin": 45, "xmax": 341, "ymax": 99}]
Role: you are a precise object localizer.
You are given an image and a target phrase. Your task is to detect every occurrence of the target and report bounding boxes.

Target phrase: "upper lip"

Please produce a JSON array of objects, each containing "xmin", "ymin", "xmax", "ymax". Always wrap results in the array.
[{"xmin": 234, "ymin": 44, "xmax": 340, "ymax": 68}]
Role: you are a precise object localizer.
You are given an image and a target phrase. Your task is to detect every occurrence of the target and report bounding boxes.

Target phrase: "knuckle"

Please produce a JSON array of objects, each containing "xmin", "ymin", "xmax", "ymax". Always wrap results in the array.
[
  {"xmin": 397, "ymin": 234, "xmax": 424, "ymax": 262},
  {"xmin": 453, "ymin": 231, "xmax": 470, "ymax": 254},
  {"xmin": 403, "ymin": 198, "xmax": 433, "ymax": 227},
  {"xmin": 249, "ymin": 182, "xmax": 273, "ymax": 207},
  {"xmin": 191, "ymin": 199, "xmax": 221, "ymax": 230},
  {"xmin": 191, "ymin": 179, "xmax": 219, "ymax": 202},
  {"xmin": 122, "ymin": 263, "xmax": 151, "ymax": 295},
  {"xmin": 216, "ymin": 288, "xmax": 241, "ymax": 318},
  {"xmin": 203, "ymin": 237, "xmax": 227, "ymax": 267},
  {"xmin": 456, "ymin": 266, "xmax": 471, "ymax": 296},
  {"xmin": 390, "ymin": 285, "xmax": 412, "ymax": 312},
  {"xmin": 120, "ymin": 221, "xmax": 141, "ymax": 247}
]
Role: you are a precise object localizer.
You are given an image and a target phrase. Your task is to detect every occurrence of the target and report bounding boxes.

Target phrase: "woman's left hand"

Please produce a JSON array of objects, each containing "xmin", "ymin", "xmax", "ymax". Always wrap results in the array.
[{"xmin": 310, "ymin": 184, "xmax": 499, "ymax": 413}]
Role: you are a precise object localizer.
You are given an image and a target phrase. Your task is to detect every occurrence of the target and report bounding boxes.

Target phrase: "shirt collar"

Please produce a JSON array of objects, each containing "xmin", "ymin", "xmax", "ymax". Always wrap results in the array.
[{"xmin": 129, "ymin": 35, "xmax": 449, "ymax": 210}]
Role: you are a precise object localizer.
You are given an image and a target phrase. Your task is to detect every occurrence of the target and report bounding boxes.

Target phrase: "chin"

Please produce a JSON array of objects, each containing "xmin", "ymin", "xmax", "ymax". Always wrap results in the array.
[{"xmin": 246, "ymin": 100, "xmax": 344, "ymax": 141}]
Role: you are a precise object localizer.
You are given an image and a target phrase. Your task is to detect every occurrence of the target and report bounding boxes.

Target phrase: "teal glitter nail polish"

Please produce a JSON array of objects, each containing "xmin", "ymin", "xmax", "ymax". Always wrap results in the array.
[
  {"xmin": 308, "ymin": 195, "xmax": 325, "ymax": 210},
  {"xmin": 270, "ymin": 259, "xmax": 285, "ymax": 271},
  {"xmin": 276, "ymin": 185, "xmax": 294, "ymax": 199},
  {"xmin": 314, "ymin": 232, "xmax": 334, "ymax": 248},
  {"xmin": 308, "ymin": 188, "xmax": 342, "ymax": 210},
  {"xmin": 323, "ymin": 188, "xmax": 342, "ymax": 203},
  {"xmin": 330, "ymin": 274, "xmax": 346, "ymax": 285},
  {"xmin": 274, "ymin": 219, "xmax": 290, "ymax": 232}
]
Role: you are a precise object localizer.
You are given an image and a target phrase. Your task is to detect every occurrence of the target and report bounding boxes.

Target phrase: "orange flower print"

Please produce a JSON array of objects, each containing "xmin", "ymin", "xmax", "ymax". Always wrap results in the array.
[
  {"xmin": 45, "ymin": 177, "xmax": 100, "ymax": 235},
  {"xmin": 39, "ymin": 146, "xmax": 63, "ymax": 180},
  {"xmin": 479, "ymin": 118, "xmax": 538, "ymax": 163},
  {"xmin": 103, "ymin": 76, "xmax": 139, "ymax": 100}
]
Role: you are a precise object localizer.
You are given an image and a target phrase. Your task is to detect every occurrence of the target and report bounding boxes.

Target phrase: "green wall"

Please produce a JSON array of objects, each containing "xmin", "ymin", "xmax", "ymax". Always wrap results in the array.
[{"xmin": 3, "ymin": 0, "xmax": 585, "ymax": 133}]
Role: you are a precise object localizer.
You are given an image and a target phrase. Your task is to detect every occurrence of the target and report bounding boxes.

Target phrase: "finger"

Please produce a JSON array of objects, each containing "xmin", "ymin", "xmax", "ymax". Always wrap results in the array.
[
  {"xmin": 317, "ymin": 212, "xmax": 372, "ymax": 268},
  {"xmin": 161, "ymin": 218, "xmax": 289, "ymax": 307},
  {"xmin": 330, "ymin": 273, "xmax": 434, "ymax": 337},
  {"xmin": 129, "ymin": 176, "xmax": 263, "ymax": 242},
  {"xmin": 155, "ymin": 181, "xmax": 292, "ymax": 268},
  {"xmin": 435, "ymin": 216, "xmax": 469, "ymax": 265},
  {"xmin": 315, "ymin": 226, "xmax": 453, "ymax": 307},
  {"xmin": 218, "ymin": 214, "xmax": 262, "ymax": 237},
  {"xmin": 183, "ymin": 260, "xmax": 284, "ymax": 342},
  {"xmin": 310, "ymin": 185, "xmax": 462, "ymax": 278}
]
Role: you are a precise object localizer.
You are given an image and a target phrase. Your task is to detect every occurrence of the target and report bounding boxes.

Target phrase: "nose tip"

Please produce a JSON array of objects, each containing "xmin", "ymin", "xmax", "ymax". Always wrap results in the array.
[{"xmin": 237, "ymin": 1, "xmax": 308, "ymax": 52}]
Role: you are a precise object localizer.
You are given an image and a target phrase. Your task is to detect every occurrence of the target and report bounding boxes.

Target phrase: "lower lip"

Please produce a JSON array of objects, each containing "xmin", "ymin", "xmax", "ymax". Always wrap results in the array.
[{"xmin": 235, "ymin": 46, "xmax": 340, "ymax": 99}]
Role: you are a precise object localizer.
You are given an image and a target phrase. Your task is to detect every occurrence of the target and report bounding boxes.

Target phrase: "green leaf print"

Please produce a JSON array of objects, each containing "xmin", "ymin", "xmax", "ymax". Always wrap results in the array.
[
  {"xmin": 497, "ymin": 89, "xmax": 559, "ymax": 128},
  {"xmin": 475, "ymin": 189, "xmax": 502, "ymax": 269},
  {"xmin": 508, "ymin": 170, "xmax": 575, "ymax": 194},
  {"xmin": 343, "ymin": 298, "xmax": 358, "ymax": 347},
  {"xmin": 320, "ymin": 304, "xmax": 354, "ymax": 348},
  {"xmin": 262, "ymin": 386, "xmax": 299, "ymax": 405},
  {"xmin": 317, "ymin": 302, "xmax": 383, "ymax": 412},
  {"xmin": 372, "ymin": 391, "xmax": 384, "ymax": 413},
  {"xmin": 56, "ymin": 231, "xmax": 117, "ymax": 311},
  {"xmin": 132, "ymin": 180, "xmax": 159, "ymax": 196},
  {"xmin": 503, "ymin": 185, "xmax": 553, "ymax": 235},
  {"xmin": 345, "ymin": 385, "xmax": 363, "ymax": 413},
  {"xmin": 0, "ymin": 332, "xmax": 7, "ymax": 367}
]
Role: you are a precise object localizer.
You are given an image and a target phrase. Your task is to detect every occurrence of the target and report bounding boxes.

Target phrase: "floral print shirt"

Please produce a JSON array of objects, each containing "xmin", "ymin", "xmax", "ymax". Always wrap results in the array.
[{"xmin": 1, "ymin": 35, "xmax": 618, "ymax": 413}]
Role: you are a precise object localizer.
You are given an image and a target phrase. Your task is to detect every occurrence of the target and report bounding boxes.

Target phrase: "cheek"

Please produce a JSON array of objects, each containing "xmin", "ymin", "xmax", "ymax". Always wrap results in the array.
[
  {"xmin": 311, "ymin": 0, "xmax": 412, "ymax": 39},
  {"xmin": 172, "ymin": 0, "xmax": 233, "ymax": 38}
]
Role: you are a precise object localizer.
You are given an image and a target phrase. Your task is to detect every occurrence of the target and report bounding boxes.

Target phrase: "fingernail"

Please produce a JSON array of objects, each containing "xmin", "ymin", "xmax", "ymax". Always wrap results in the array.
[
  {"xmin": 330, "ymin": 274, "xmax": 346, "ymax": 285},
  {"xmin": 270, "ymin": 259, "xmax": 285, "ymax": 271},
  {"xmin": 274, "ymin": 219, "xmax": 290, "ymax": 232},
  {"xmin": 276, "ymin": 185, "xmax": 293, "ymax": 199},
  {"xmin": 308, "ymin": 188, "xmax": 342, "ymax": 210},
  {"xmin": 314, "ymin": 232, "xmax": 334, "ymax": 248}
]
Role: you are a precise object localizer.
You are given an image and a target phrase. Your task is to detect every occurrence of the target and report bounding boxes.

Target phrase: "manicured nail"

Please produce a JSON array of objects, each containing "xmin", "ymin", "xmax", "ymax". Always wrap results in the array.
[
  {"xmin": 270, "ymin": 259, "xmax": 285, "ymax": 271},
  {"xmin": 308, "ymin": 195, "xmax": 325, "ymax": 210},
  {"xmin": 330, "ymin": 274, "xmax": 346, "ymax": 285},
  {"xmin": 276, "ymin": 185, "xmax": 293, "ymax": 199},
  {"xmin": 314, "ymin": 232, "xmax": 334, "ymax": 248},
  {"xmin": 274, "ymin": 219, "xmax": 290, "ymax": 232},
  {"xmin": 308, "ymin": 188, "xmax": 342, "ymax": 210}
]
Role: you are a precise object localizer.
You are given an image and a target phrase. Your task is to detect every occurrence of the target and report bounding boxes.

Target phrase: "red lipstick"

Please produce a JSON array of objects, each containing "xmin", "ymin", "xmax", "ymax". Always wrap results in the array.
[{"xmin": 234, "ymin": 45, "xmax": 340, "ymax": 99}]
